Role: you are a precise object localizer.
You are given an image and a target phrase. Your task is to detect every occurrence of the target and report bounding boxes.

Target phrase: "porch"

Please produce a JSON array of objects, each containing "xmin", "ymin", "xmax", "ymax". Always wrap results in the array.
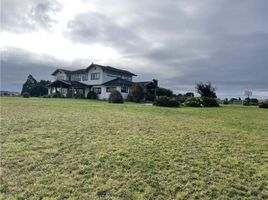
[{"xmin": 47, "ymin": 80, "xmax": 90, "ymax": 97}]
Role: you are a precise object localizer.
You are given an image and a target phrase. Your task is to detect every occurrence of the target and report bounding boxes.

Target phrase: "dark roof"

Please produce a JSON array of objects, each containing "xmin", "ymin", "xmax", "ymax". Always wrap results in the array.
[
  {"xmin": 52, "ymin": 63, "xmax": 136, "ymax": 76},
  {"xmin": 51, "ymin": 69, "xmax": 87, "ymax": 76},
  {"xmin": 86, "ymin": 63, "xmax": 137, "ymax": 76},
  {"xmin": 47, "ymin": 80, "xmax": 89, "ymax": 88},
  {"xmin": 135, "ymin": 81, "xmax": 152, "ymax": 85},
  {"xmin": 103, "ymin": 78, "xmax": 134, "ymax": 86}
]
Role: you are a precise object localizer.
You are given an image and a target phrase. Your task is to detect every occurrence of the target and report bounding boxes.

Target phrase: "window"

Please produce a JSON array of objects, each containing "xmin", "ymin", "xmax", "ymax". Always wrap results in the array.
[
  {"xmin": 73, "ymin": 74, "xmax": 81, "ymax": 81},
  {"xmin": 106, "ymin": 87, "xmax": 116, "ymax": 93},
  {"xmin": 82, "ymin": 74, "xmax": 88, "ymax": 81},
  {"xmin": 57, "ymin": 75, "xmax": 64, "ymax": 80},
  {"xmin": 91, "ymin": 73, "xmax": 100, "ymax": 80},
  {"xmin": 121, "ymin": 86, "xmax": 128, "ymax": 93},
  {"xmin": 93, "ymin": 87, "xmax": 101, "ymax": 94}
]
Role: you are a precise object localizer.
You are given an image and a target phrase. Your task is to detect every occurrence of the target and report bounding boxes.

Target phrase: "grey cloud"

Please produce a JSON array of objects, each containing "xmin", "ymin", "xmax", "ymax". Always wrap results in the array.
[
  {"xmin": 2, "ymin": 0, "xmax": 268, "ymax": 98},
  {"xmin": 1, "ymin": 47, "xmax": 67, "ymax": 91},
  {"xmin": 1, "ymin": 0, "xmax": 62, "ymax": 33},
  {"xmin": 66, "ymin": 12, "xmax": 149, "ymax": 55}
]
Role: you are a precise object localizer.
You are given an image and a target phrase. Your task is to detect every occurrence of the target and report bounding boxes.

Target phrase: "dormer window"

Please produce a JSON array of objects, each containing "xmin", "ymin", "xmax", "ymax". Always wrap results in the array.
[{"xmin": 91, "ymin": 73, "xmax": 100, "ymax": 80}]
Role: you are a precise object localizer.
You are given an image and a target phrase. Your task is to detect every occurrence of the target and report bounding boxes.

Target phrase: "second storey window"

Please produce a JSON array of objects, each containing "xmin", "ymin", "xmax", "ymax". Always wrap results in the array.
[
  {"xmin": 93, "ymin": 87, "xmax": 101, "ymax": 94},
  {"xmin": 57, "ymin": 75, "xmax": 65, "ymax": 80},
  {"xmin": 74, "ymin": 75, "xmax": 81, "ymax": 81},
  {"xmin": 82, "ymin": 74, "xmax": 88, "ymax": 81},
  {"xmin": 91, "ymin": 73, "xmax": 100, "ymax": 80}
]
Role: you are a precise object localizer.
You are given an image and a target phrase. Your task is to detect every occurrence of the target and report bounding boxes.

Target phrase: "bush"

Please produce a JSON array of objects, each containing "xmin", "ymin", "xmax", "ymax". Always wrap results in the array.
[
  {"xmin": 154, "ymin": 96, "xmax": 180, "ymax": 107},
  {"xmin": 87, "ymin": 91, "xmax": 98, "ymax": 99},
  {"xmin": 184, "ymin": 97, "xmax": 203, "ymax": 107},
  {"xmin": 184, "ymin": 97, "xmax": 219, "ymax": 107},
  {"xmin": 52, "ymin": 92, "xmax": 64, "ymax": 98},
  {"xmin": 22, "ymin": 92, "xmax": 30, "ymax": 98},
  {"xmin": 156, "ymin": 88, "xmax": 173, "ymax": 97},
  {"xmin": 259, "ymin": 100, "xmax": 268, "ymax": 109},
  {"xmin": 73, "ymin": 92, "xmax": 84, "ymax": 99},
  {"xmin": 109, "ymin": 90, "xmax": 123, "ymax": 103},
  {"xmin": 66, "ymin": 90, "xmax": 74, "ymax": 98},
  {"xmin": 223, "ymin": 98, "xmax": 229, "ymax": 104},
  {"xmin": 202, "ymin": 97, "xmax": 220, "ymax": 107},
  {"xmin": 243, "ymin": 98, "xmax": 259, "ymax": 106}
]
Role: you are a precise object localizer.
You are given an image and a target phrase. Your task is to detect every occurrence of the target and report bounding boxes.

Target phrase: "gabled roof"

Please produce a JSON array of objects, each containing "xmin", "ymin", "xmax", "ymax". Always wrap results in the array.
[
  {"xmin": 52, "ymin": 63, "xmax": 137, "ymax": 77},
  {"xmin": 135, "ymin": 81, "xmax": 152, "ymax": 85},
  {"xmin": 51, "ymin": 69, "xmax": 87, "ymax": 76},
  {"xmin": 47, "ymin": 80, "xmax": 89, "ymax": 88},
  {"xmin": 103, "ymin": 78, "xmax": 134, "ymax": 86},
  {"xmin": 86, "ymin": 63, "xmax": 137, "ymax": 76},
  {"xmin": 51, "ymin": 69, "xmax": 72, "ymax": 76}
]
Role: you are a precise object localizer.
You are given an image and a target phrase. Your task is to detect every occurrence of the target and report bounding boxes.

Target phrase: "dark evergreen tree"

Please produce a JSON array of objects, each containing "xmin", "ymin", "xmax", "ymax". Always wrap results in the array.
[
  {"xmin": 21, "ymin": 75, "xmax": 37, "ymax": 95},
  {"xmin": 185, "ymin": 92, "xmax": 194, "ymax": 97},
  {"xmin": 21, "ymin": 75, "xmax": 50, "ymax": 97},
  {"xmin": 196, "ymin": 82, "xmax": 217, "ymax": 98},
  {"xmin": 156, "ymin": 87, "xmax": 173, "ymax": 97}
]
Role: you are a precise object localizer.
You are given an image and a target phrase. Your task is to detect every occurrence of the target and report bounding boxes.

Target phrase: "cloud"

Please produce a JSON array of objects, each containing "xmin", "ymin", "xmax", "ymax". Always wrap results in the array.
[
  {"xmin": 65, "ymin": 12, "xmax": 148, "ymax": 55},
  {"xmin": 65, "ymin": 0, "xmax": 268, "ymax": 98},
  {"xmin": 1, "ymin": 0, "xmax": 62, "ymax": 33},
  {"xmin": 1, "ymin": 0, "xmax": 268, "ymax": 98},
  {"xmin": 1, "ymin": 47, "xmax": 68, "ymax": 91}
]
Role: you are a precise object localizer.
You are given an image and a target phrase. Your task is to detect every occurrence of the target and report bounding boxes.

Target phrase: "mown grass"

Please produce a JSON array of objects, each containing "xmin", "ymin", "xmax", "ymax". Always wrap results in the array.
[{"xmin": 0, "ymin": 97, "xmax": 267, "ymax": 199}]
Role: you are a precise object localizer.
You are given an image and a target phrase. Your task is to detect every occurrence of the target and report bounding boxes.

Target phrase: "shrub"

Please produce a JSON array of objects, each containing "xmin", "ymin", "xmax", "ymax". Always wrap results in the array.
[
  {"xmin": 66, "ymin": 90, "xmax": 74, "ymax": 98},
  {"xmin": 154, "ymin": 96, "xmax": 180, "ymax": 107},
  {"xmin": 156, "ymin": 87, "xmax": 173, "ymax": 97},
  {"xmin": 126, "ymin": 93, "xmax": 133, "ymax": 101},
  {"xmin": 109, "ymin": 90, "xmax": 123, "ymax": 103},
  {"xmin": 223, "ymin": 98, "xmax": 229, "ymax": 104},
  {"xmin": 87, "ymin": 91, "xmax": 98, "ymax": 99},
  {"xmin": 73, "ymin": 92, "xmax": 84, "ymax": 99},
  {"xmin": 184, "ymin": 97, "xmax": 219, "ymax": 107},
  {"xmin": 42, "ymin": 94, "xmax": 51, "ymax": 98},
  {"xmin": 22, "ymin": 92, "xmax": 30, "ymax": 98},
  {"xmin": 129, "ymin": 84, "xmax": 145, "ymax": 103},
  {"xmin": 259, "ymin": 100, "xmax": 268, "ymax": 109},
  {"xmin": 145, "ymin": 93, "xmax": 155, "ymax": 102},
  {"xmin": 52, "ymin": 92, "xmax": 64, "ymax": 98},
  {"xmin": 243, "ymin": 98, "xmax": 259, "ymax": 106},
  {"xmin": 202, "ymin": 97, "xmax": 220, "ymax": 107},
  {"xmin": 176, "ymin": 94, "xmax": 187, "ymax": 103},
  {"xmin": 184, "ymin": 97, "xmax": 203, "ymax": 107}
]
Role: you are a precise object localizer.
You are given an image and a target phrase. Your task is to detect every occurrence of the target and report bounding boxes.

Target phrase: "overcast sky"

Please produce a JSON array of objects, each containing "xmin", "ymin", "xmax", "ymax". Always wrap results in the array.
[{"xmin": 1, "ymin": 0, "xmax": 268, "ymax": 98}]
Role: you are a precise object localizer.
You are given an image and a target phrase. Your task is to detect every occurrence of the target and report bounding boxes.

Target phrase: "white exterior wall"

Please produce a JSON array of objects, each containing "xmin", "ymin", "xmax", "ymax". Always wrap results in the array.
[
  {"xmin": 84, "ymin": 66, "xmax": 103, "ymax": 85},
  {"xmin": 84, "ymin": 88, "xmax": 90, "ymax": 98},
  {"xmin": 92, "ymin": 86, "xmax": 129, "ymax": 100},
  {"xmin": 54, "ymin": 71, "xmax": 67, "ymax": 80}
]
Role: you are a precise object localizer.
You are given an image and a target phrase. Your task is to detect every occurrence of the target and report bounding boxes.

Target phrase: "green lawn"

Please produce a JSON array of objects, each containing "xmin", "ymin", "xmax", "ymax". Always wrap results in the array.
[{"xmin": 1, "ymin": 97, "xmax": 267, "ymax": 199}]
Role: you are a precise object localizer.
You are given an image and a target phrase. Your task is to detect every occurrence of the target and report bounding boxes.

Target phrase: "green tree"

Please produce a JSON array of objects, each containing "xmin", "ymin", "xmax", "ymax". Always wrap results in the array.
[
  {"xmin": 21, "ymin": 75, "xmax": 50, "ymax": 97},
  {"xmin": 129, "ymin": 84, "xmax": 145, "ymax": 103},
  {"xmin": 21, "ymin": 75, "xmax": 37, "ymax": 95},
  {"xmin": 196, "ymin": 82, "xmax": 217, "ymax": 98},
  {"xmin": 156, "ymin": 87, "xmax": 173, "ymax": 97}
]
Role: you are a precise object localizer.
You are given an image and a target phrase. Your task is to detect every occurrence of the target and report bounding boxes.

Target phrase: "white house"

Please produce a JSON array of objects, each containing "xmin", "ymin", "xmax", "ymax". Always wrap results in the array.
[{"xmin": 47, "ymin": 63, "xmax": 157, "ymax": 99}]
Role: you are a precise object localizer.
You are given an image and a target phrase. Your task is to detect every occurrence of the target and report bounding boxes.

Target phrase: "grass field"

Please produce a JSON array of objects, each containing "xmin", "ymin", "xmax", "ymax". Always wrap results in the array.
[{"xmin": 1, "ymin": 97, "xmax": 268, "ymax": 199}]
